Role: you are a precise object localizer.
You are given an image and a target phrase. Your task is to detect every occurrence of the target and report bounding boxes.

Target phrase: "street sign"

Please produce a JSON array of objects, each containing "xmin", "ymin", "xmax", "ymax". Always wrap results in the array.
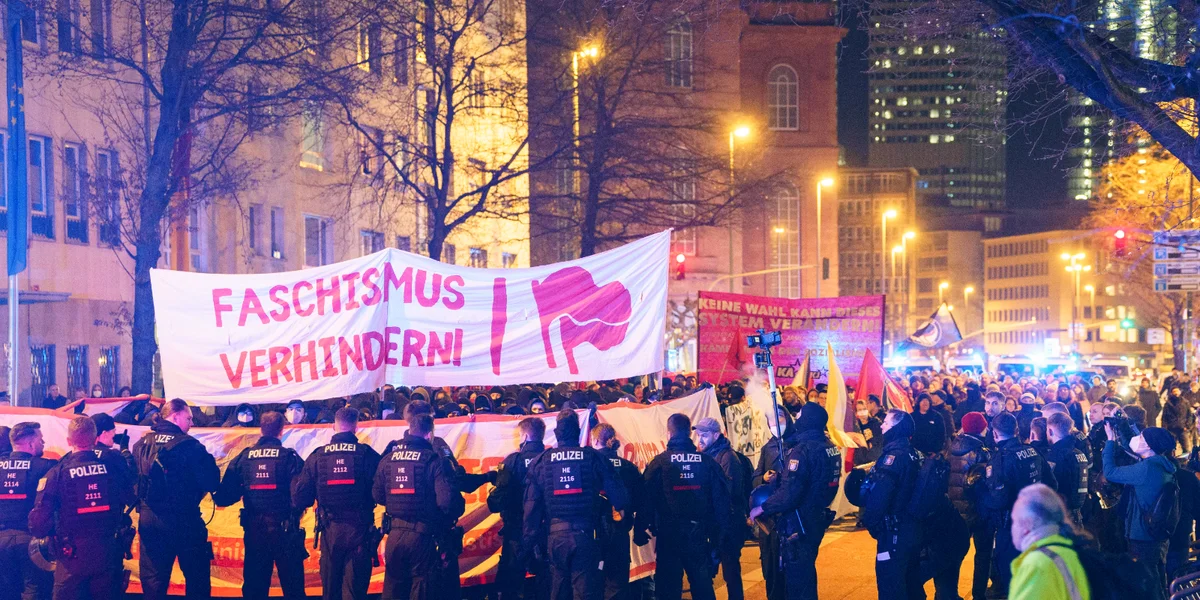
[
  {"xmin": 1155, "ymin": 278, "xmax": 1200, "ymax": 292},
  {"xmin": 1154, "ymin": 247, "xmax": 1200, "ymax": 261},
  {"xmin": 1154, "ymin": 230, "xmax": 1200, "ymax": 292},
  {"xmin": 1154, "ymin": 230, "xmax": 1200, "ymax": 246},
  {"xmin": 1147, "ymin": 328, "xmax": 1167, "ymax": 345},
  {"xmin": 1155, "ymin": 262, "xmax": 1200, "ymax": 276}
]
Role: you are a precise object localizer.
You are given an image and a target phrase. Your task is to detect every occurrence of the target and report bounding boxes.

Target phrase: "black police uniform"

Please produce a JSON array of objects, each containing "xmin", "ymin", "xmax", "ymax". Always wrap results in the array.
[
  {"xmin": 29, "ymin": 448, "xmax": 135, "ymax": 600},
  {"xmin": 0, "ymin": 450, "xmax": 56, "ymax": 600},
  {"xmin": 758, "ymin": 429, "xmax": 840, "ymax": 600},
  {"xmin": 488, "ymin": 439, "xmax": 547, "ymax": 600},
  {"xmin": 982, "ymin": 436, "xmax": 1057, "ymax": 595},
  {"xmin": 214, "ymin": 436, "xmax": 307, "ymax": 600},
  {"xmin": 1046, "ymin": 435, "xmax": 1090, "ymax": 525},
  {"xmin": 373, "ymin": 434, "xmax": 454, "ymax": 600},
  {"xmin": 858, "ymin": 430, "xmax": 922, "ymax": 600},
  {"xmin": 598, "ymin": 444, "xmax": 642, "ymax": 600},
  {"xmin": 751, "ymin": 432, "xmax": 795, "ymax": 600},
  {"xmin": 292, "ymin": 430, "xmax": 382, "ymax": 600},
  {"xmin": 701, "ymin": 434, "xmax": 749, "ymax": 600},
  {"xmin": 947, "ymin": 432, "xmax": 991, "ymax": 600},
  {"xmin": 638, "ymin": 435, "xmax": 730, "ymax": 600},
  {"xmin": 523, "ymin": 440, "xmax": 628, "ymax": 600},
  {"xmin": 131, "ymin": 421, "xmax": 220, "ymax": 600}
]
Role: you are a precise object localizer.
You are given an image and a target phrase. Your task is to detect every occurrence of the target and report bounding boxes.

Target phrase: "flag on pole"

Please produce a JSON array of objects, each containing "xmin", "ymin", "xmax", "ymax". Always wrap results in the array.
[
  {"xmin": 6, "ymin": 0, "xmax": 28, "ymax": 276},
  {"xmin": 793, "ymin": 351, "xmax": 810, "ymax": 391},
  {"xmin": 825, "ymin": 342, "xmax": 865, "ymax": 448},
  {"xmin": 855, "ymin": 348, "xmax": 913, "ymax": 412},
  {"xmin": 898, "ymin": 304, "xmax": 962, "ymax": 351}
]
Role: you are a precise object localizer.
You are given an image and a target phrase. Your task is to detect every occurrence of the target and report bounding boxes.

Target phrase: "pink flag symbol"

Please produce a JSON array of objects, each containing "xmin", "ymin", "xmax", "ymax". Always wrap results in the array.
[{"xmin": 531, "ymin": 267, "xmax": 632, "ymax": 374}]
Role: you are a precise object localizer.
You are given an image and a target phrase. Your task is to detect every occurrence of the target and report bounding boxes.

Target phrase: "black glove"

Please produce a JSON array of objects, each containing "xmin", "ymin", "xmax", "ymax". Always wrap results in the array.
[
  {"xmin": 486, "ymin": 470, "xmax": 498, "ymax": 485},
  {"xmin": 633, "ymin": 528, "xmax": 650, "ymax": 547},
  {"xmin": 113, "ymin": 430, "xmax": 130, "ymax": 451}
]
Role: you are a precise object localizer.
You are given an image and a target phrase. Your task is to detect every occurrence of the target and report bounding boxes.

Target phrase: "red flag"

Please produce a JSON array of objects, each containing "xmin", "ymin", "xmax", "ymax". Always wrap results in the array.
[{"xmin": 854, "ymin": 349, "xmax": 913, "ymax": 413}]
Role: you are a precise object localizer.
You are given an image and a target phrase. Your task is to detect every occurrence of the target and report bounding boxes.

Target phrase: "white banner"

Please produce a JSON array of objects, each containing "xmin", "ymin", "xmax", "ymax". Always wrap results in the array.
[
  {"xmin": 0, "ymin": 389, "xmax": 720, "ymax": 595},
  {"xmin": 151, "ymin": 232, "xmax": 669, "ymax": 405}
]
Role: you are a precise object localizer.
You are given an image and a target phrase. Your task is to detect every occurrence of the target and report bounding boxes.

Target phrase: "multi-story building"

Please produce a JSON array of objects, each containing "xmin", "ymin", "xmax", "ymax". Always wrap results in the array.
[
  {"xmin": 906, "ymin": 230, "xmax": 984, "ymax": 350},
  {"xmin": 866, "ymin": 2, "xmax": 1007, "ymax": 212},
  {"xmin": 2, "ymin": 1, "xmax": 528, "ymax": 404},
  {"xmin": 836, "ymin": 167, "xmax": 917, "ymax": 345}
]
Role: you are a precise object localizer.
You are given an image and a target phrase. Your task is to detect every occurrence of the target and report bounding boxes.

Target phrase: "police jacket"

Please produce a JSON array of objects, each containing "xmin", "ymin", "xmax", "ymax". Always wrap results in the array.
[
  {"xmin": 214, "ymin": 436, "xmax": 304, "ymax": 520},
  {"xmin": 600, "ymin": 444, "xmax": 643, "ymax": 533},
  {"xmin": 982, "ymin": 437, "xmax": 1057, "ymax": 523},
  {"xmin": 948, "ymin": 433, "xmax": 989, "ymax": 524},
  {"xmin": 638, "ymin": 436, "xmax": 730, "ymax": 540},
  {"xmin": 702, "ymin": 435, "xmax": 749, "ymax": 518},
  {"xmin": 487, "ymin": 440, "xmax": 544, "ymax": 538},
  {"xmin": 292, "ymin": 431, "xmax": 381, "ymax": 523},
  {"xmin": 132, "ymin": 421, "xmax": 219, "ymax": 519},
  {"xmin": 30, "ymin": 448, "xmax": 135, "ymax": 538},
  {"xmin": 0, "ymin": 451, "xmax": 56, "ymax": 531},
  {"xmin": 1046, "ymin": 437, "xmax": 1089, "ymax": 513},
  {"xmin": 373, "ymin": 434, "xmax": 454, "ymax": 528},
  {"xmin": 759, "ymin": 429, "xmax": 840, "ymax": 534},
  {"xmin": 522, "ymin": 441, "xmax": 628, "ymax": 547},
  {"xmin": 1070, "ymin": 429, "xmax": 1092, "ymax": 465},
  {"xmin": 752, "ymin": 428, "xmax": 802, "ymax": 489},
  {"xmin": 858, "ymin": 432, "xmax": 920, "ymax": 534}
]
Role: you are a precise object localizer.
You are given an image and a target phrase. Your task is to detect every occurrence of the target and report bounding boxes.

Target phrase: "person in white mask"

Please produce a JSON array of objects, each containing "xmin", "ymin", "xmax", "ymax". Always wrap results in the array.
[
  {"xmin": 285, "ymin": 399, "xmax": 307, "ymax": 425},
  {"xmin": 1007, "ymin": 484, "xmax": 1091, "ymax": 600}
]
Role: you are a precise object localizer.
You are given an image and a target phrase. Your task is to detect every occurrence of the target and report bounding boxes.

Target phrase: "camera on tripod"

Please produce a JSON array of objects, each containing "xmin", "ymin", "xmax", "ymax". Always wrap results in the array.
[{"xmin": 747, "ymin": 329, "xmax": 782, "ymax": 369}]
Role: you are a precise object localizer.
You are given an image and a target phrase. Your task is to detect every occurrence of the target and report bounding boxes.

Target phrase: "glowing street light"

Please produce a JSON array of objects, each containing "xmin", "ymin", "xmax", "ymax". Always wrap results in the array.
[
  {"xmin": 938, "ymin": 281, "xmax": 949, "ymax": 304},
  {"xmin": 816, "ymin": 176, "xmax": 834, "ymax": 297},
  {"xmin": 727, "ymin": 123, "xmax": 752, "ymax": 292},
  {"xmin": 881, "ymin": 209, "xmax": 898, "ymax": 295}
]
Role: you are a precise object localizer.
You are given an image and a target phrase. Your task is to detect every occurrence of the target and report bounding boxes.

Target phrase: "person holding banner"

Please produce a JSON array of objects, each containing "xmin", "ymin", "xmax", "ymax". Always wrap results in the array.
[
  {"xmin": 30, "ymin": 417, "xmax": 135, "ymax": 600},
  {"xmin": 132, "ymin": 399, "xmax": 220, "ymax": 600},
  {"xmin": 0, "ymin": 422, "xmax": 56, "ymax": 600},
  {"xmin": 489, "ymin": 417, "xmax": 550, "ymax": 600},
  {"xmin": 292, "ymin": 407, "xmax": 382, "ymax": 600},
  {"xmin": 214, "ymin": 412, "xmax": 307, "ymax": 600}
]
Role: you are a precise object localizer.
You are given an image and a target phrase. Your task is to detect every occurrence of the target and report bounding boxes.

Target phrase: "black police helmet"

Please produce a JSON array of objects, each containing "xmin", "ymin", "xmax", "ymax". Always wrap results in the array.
[
  {"xmin": 844, "ymin": 468, "xmax": 868, "ymax": 507},
  {"xmin": 749, "ymin": 484, "xmax": 774, "ymax": 514}
]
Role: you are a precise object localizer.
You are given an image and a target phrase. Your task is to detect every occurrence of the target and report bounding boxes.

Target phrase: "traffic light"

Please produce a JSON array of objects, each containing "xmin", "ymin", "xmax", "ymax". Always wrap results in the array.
[
  {"xmin": 1114, "ymin": 229, "xmax": 1127, "ymax": 257},
  {"xmin": 1120, "ymin": 318, "xmax": 1135, "ymax": 329},
  {"xmin": 674, "ymin": 253, "xmax": 686, "ymax": 280}
]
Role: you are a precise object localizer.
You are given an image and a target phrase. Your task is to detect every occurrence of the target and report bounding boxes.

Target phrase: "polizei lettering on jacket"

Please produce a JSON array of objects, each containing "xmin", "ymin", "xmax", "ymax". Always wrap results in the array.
[
  {"xmin": 550, "ymin": 450, "xmax": 584, "ymax": 462},
  {"xmin": 670, "ymin": 453, "xmax": 702, "ymax": 463},
  {"xmin": 247, "ymin": 448, "xmax": 280, "ymax": 459},
  {"xmin": 1015, "ymin": 448, "xmax": 1039, "ymax": 460},
  {"xmin": 68, "ymin": 464, "xmax": 109, "ymax": 478},
  {"xmin": 0, "ymin": 459, "xmax": 30, "ymax": 470},
  {"xmin": 324, "ymin": 443, "xmax": 358, "ymax": 453},
  {"xmin": 391, "ymin": 451, "xmax": 423, "ymax": 461}
]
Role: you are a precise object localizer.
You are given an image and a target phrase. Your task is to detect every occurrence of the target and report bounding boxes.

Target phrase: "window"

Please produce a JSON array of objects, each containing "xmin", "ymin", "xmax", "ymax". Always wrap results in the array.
[
  {"xmin": 360, "ymin": 229, "xmax": 384, "ymax": 256},
  {"xmin": 416, "ymin": 88, "xmax": 436, "ymax": 149},
  {"xmin": 67, "ymin": 345, "xmax": 89, "ymax": 398},
  {"xmin": 359, "ymin": 126, "xmax": 383, "ymax": 175},
  {"xmin": 443, "ymin": 243, "xmax": 456, "ymax": 265},
  {"xmin": 98, "ymin": 345, "xmax": 119, "ymax": 396},
  {"xmin": 30, "ymin": 344, "xmax": 54, "ymax": 406},
  {"xmin": 64, "ymin": 143, "xmax": 87, "ymax": 243},
  {"xmin": 665, "ymin": 18, "xmax": 692, "ymax": 88},
  {"xmin": 89, "ymin": 0, "xmax": 110, "ymax": 54},
  {"xmin": 393, "ymin": 26, "xmax": 410, "ymax": 85},
  {"xmin": 300, "ymin": 102, "xmax": 326, "ymax": 169},
  {"xmin": 356, "ymin": 23, "xmax": 382, "ymax": 73},
  {"xmin": 269, "ymin": 206, "xmax": 285, "ymax": 259},
  {"xmin": 57, "ymin": 0, "xmax": 81, "ymax": 53},
  {"xmin": 469, "ymin": 247, "xmax": 488, "ymax": 268},
  {"xmin": 554, "ymin": 156, "xmax": 574, "ymax": 195},
  {"xmin": 188, "ymin": 205, "xmax": 206, "ymax": 272},
  {"xmin": 304, "ymin": 215, "xmax": 333, "ymax": 266},
  {"xmin": 502, "ymin": 252, "xmax": 516, "ymax": 268},
  {"xmin": 20, "ymin": 3, "xmax": 38, "ymax": 44},
  {"xmin": 395, "ymin": 235, "xmax": 412, "ymax": 252},
  {"xmin": 248, "ymin": 204, "xmax": 262, "ymax": 254},
  {"xmin": 767, "ymin": 65, "xmax": 799, "ymax": 130},
  {"xmin": 29, "ymin": 137, "xmax": 53, "ymax": 239},
  {"xmin": 96, "ymin": 149, "xmax": 119, "ymax": 245},
  {"xmin": 671, "ymin": 179, "xmax": 697, "ymax": 256},
  {"xmin": 769, "ymin": 183, "xmax": 800, "ymax": 297}
]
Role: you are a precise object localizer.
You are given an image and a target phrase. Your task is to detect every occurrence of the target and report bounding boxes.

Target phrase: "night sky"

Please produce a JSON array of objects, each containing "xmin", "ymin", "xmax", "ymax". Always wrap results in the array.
[{"xmin": 836, "ymin": 9, "xmax": 1072, "ymax": 209}]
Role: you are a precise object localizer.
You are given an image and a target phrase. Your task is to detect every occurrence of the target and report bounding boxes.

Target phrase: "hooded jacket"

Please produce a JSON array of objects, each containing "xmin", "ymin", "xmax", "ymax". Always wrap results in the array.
[
  {"xmin": 702, "ymin": 434, "xmax": 750, "ymax": 519},
  {"xmin": 1103, "ymin": 441, "xmax": 1177, "ymax": 541},
  {"xmin": 948, "ymin": 433, "xmax": 990, "ymax": 524}
]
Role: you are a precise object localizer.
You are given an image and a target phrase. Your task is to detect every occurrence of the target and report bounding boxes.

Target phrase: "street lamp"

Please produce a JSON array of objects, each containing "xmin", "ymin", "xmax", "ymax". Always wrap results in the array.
[
  {"xmin": 963, "ymin": 285, "xmax": 975, "ymax": 333},
  {"xmin": 815, "ymin": 177, "xmax": 834, "ymax": 297},
  {"xmin": 900, "ymin": 231, "xmax": 914, "ymax": 336},
  {"xmin": 1062, "ymin": 252, "xmax": 1091, "ymax": 349},
  {"xmin": 881, "ymin": 209, "xmax": 897, "ymax": 296},
  {"xmin": 727, "ymin": 124, "xmax": 751, "ymax": 292},
  {"xmin": 938, "ymin": 281, "xmax": 949, "ymax": 305},
  {"xmin": 571, "ymin": 45, "xmax": 600, "ymax": 193}
]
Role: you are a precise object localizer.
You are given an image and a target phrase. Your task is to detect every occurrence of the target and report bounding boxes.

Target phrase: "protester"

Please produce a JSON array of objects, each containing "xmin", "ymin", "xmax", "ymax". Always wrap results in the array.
[{"xmin": 1103, "ymin": 424, "xmax": 1178, "ymax": 589}]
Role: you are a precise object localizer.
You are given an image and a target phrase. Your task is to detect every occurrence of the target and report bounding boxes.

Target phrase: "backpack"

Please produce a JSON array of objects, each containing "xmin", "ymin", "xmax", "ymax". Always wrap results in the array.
[
  {"xmin": 1141, "ymin": 470, "xmax": 1181, "ymax": 541},
  {"xmin": 906, "ymin": 452, "xmax": 951, "ymax": 519},
  {"xmin": 1044, "ymin": 541, "xmax": 1165, "ymax": 600},
  {"xmin": 133, "ymin": 432, "xmax": 188, "ymax": 504}
]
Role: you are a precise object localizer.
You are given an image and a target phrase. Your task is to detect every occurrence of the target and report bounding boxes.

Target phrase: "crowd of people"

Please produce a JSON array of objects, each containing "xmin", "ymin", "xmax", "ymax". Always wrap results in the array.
[{"xmin": 0, "ymin": 366, "xmax": 1198, "ymax": 600}]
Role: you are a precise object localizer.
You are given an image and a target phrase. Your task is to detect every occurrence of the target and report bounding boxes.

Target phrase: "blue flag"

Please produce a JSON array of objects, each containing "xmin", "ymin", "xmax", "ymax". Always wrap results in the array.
[
  {"xmin": 6, "ymin": 0, "xmax": 28, "ymax": 276},
  {"xmin": 898, "ymin": 304, "xmax": 963, "ymax": 350}
]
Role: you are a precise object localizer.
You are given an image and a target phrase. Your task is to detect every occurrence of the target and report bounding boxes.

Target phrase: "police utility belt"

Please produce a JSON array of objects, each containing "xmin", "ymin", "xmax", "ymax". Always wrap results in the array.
[
  {"xmin": 550, "ymin": 518, "xmax": 597, "ymax": 534},
  {"xmin": 390, "ymin": 518, "xmax": 434, "ymax": 536}
]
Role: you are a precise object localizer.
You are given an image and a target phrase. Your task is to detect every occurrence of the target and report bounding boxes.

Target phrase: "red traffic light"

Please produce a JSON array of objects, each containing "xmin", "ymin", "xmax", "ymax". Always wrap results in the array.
[
  {"xmin": 1114, "ymin": 229, "xmax": 1126, "ymax": 239},
  {"xmin": 674, "ymin": 253, "xmax": 686, "ymax": 280},
  {"xmin": 675, "ymin": 253, "xmax": 686, "ymax": 263},
  {"xmin": 1114, "ymin": 229, "xmax": 1128, "ymax": 257}
]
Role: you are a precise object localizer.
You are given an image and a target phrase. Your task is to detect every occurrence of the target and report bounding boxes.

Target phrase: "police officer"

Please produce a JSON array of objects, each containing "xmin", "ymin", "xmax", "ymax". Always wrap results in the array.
[
  {"xmin": 981, "ymin": 411, "xmax": 1056, "ymax": 597},
  {"xmin": 131, "ymin": 398, "xmax": 220, "ymax": 600},
  {"xmin": 29, "ymin": 416, "xmax": 135, "ymax": 600},
  {"xmin": 0, "ymin": 422, "xmax": 56, "ymax": 600},
  {"xmin": 523, "ymin": 409, "xmax": 628, "ymax": 600},
  {"xmin": 638, "ymin": 413, "xmax": 730, "ymax": 600},
  {"xmin": 372, "ymin": 410, "xmax": 454, "ymax": 600},
  {"xmin": 858, "ymin": 409, "xmax": 922, "ymax": 600},
  {"xmin": 693, "ymin": 417, "xmax": 749, "ymax": 600},
  {"xmin": 749, "ymin": 404, "xmax": 839, "ymax": 600},
  {"xmin": 215, "ymin": 412, "xmax": 307, "ymax": 600},
  {"xmin": 488, "ymin": 416, "xmax": 548, "ymax": 600},
  {"xmin": 293, "ymin": 406, "xmax": 382, "ymax": 600},
  {"xmin": 750, "ymin": 407, "xmax": 795, "ymax": 600},
  {"xmin": 1045, "ymin": 412, "xmax": 1089, "ymax": 525},
  {"xmin": 590, "ymin": 422, "xmax": 642, "ymax": 600}
]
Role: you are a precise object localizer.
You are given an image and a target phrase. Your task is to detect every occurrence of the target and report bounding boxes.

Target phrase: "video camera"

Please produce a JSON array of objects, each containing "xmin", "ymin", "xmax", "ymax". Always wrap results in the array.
[
  {"xmin": 747, "ymin": 329, "xmax": 782, "ymax": 369},
  {"xmin": 1104, "ymin": 408, "xmax": 1141, "ymax": 450}
]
